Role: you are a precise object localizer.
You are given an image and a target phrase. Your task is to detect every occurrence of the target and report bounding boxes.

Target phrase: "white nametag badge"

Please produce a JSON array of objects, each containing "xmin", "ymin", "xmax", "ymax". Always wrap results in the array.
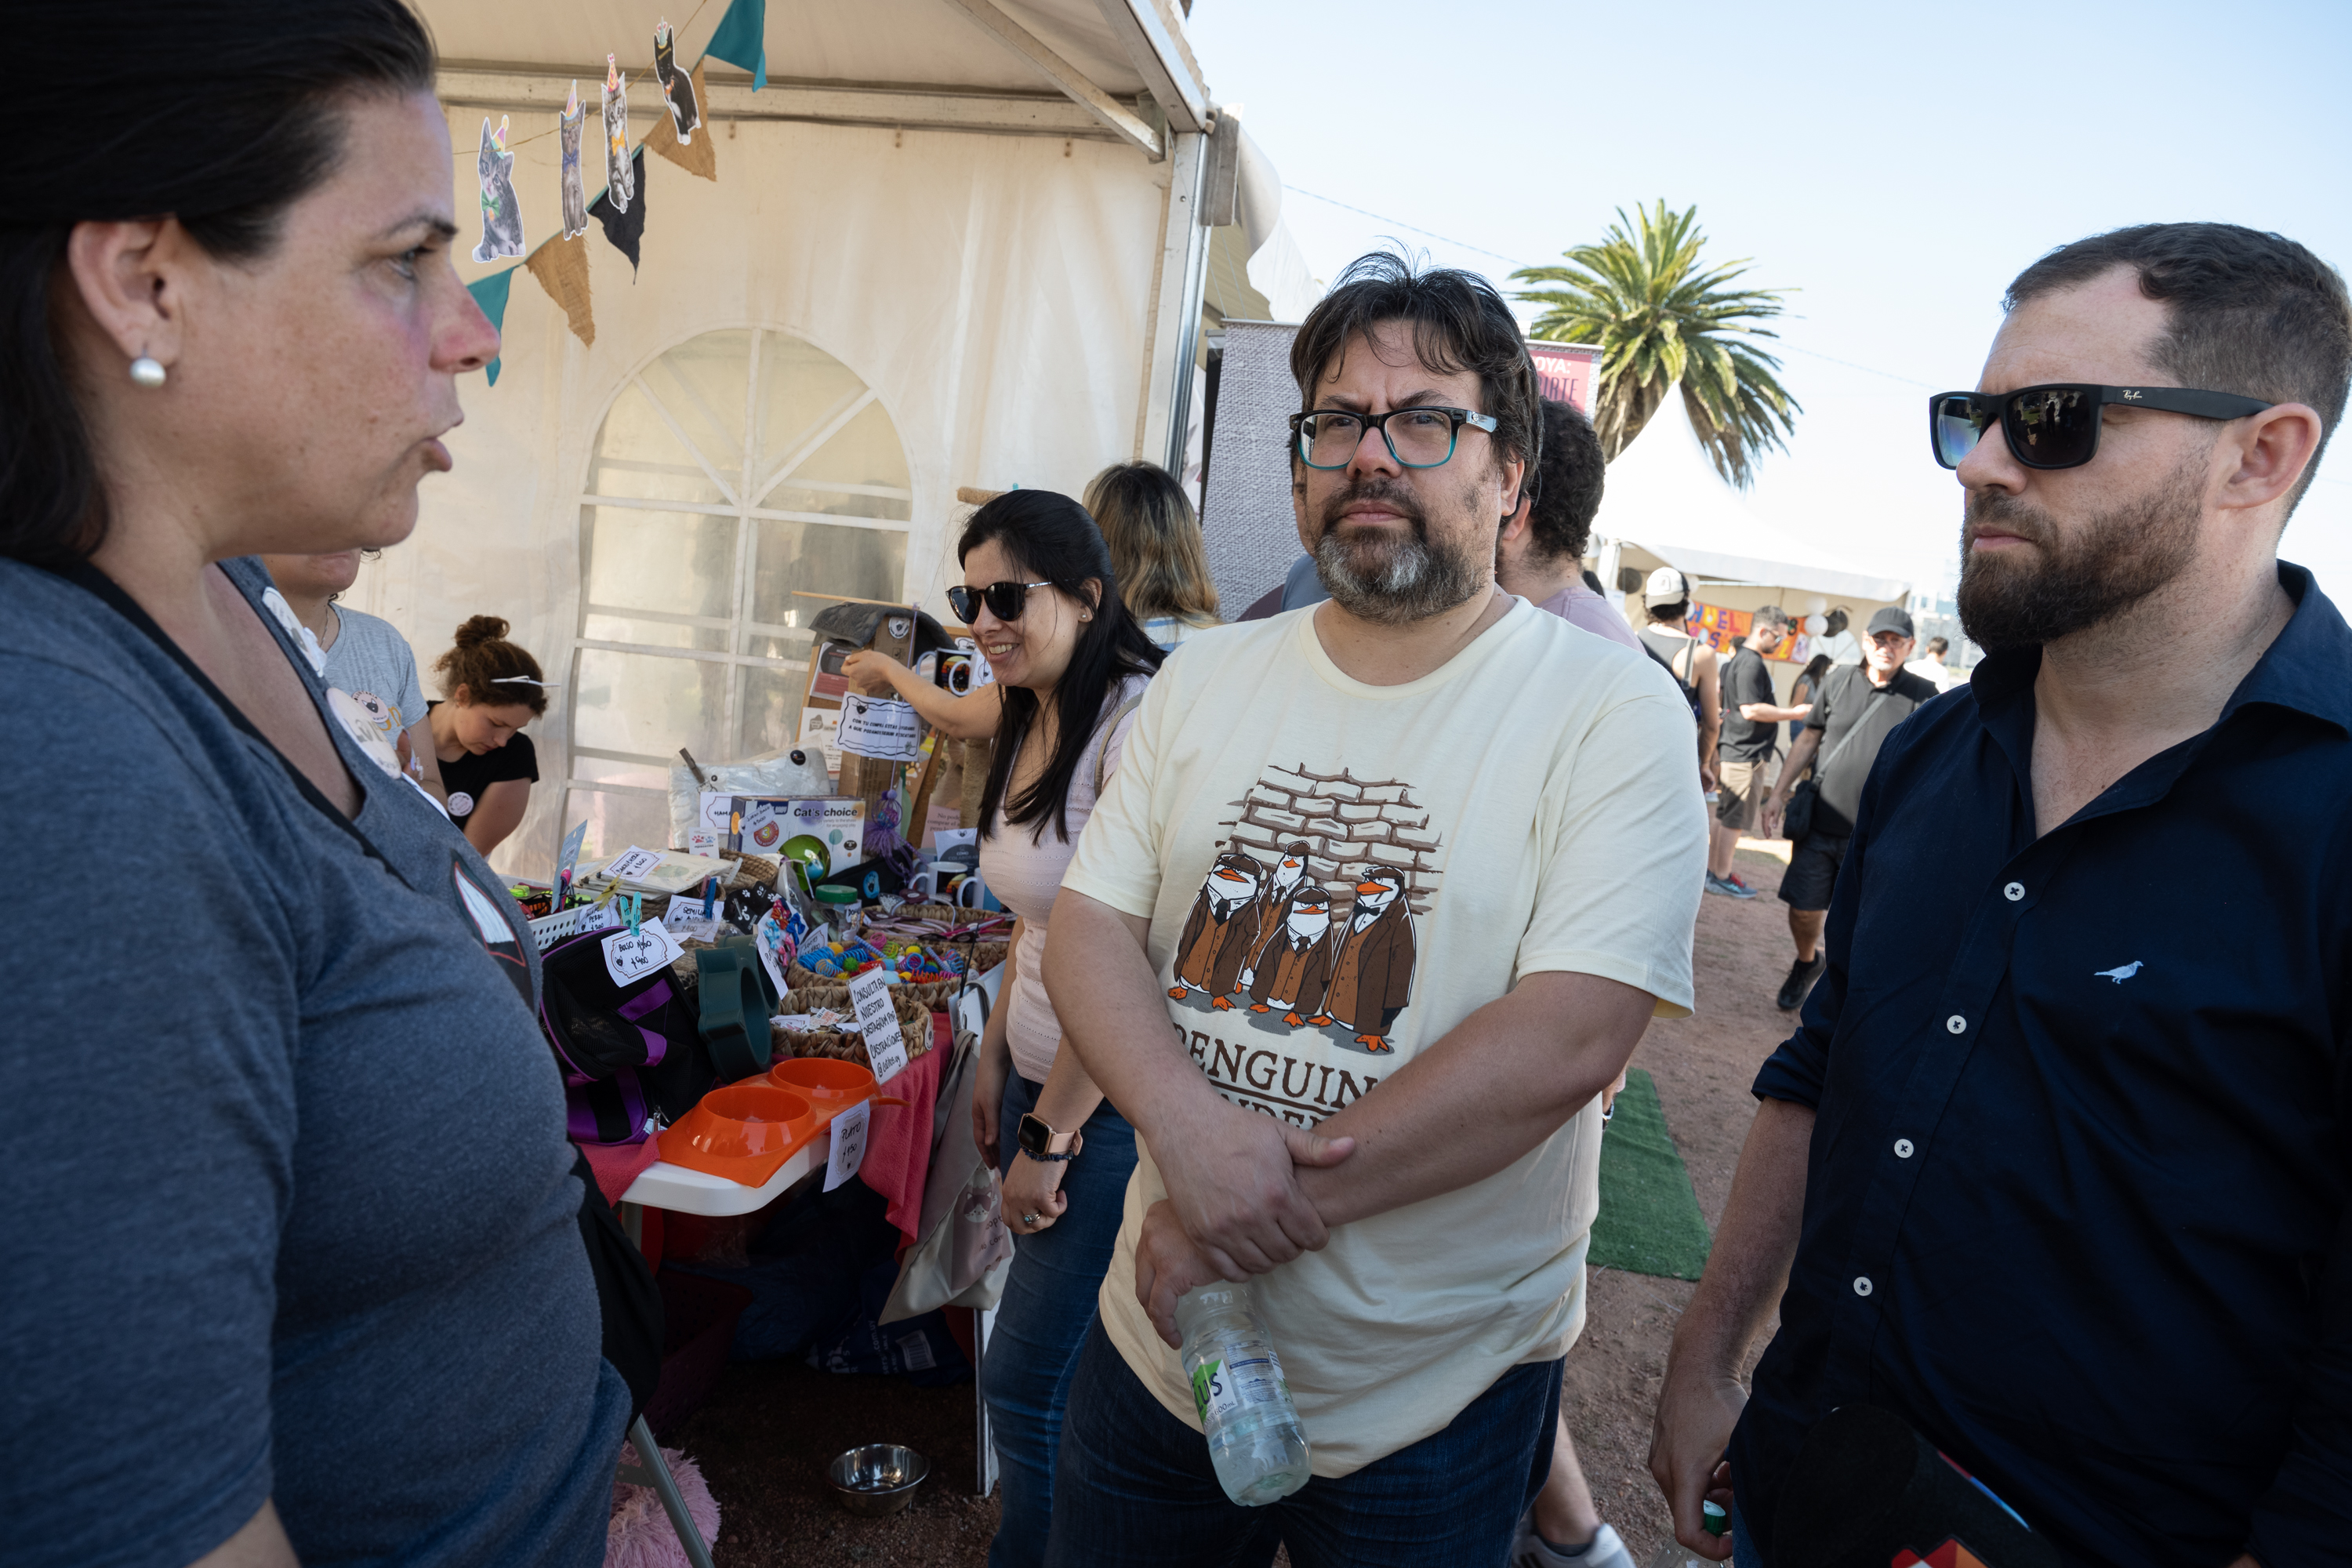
[
  {"xmin": 848, "ymin": 967, "xmax": 909, "ymax": 1083},
  {"xmin": 325, "ymin": 688, "xmax": 405, "ymax": 779},
  {"xmin": 604, "ymin": 845, "xmax": 665, "ymax": 883},
  {"xmin": 837, "ymin": 694, "xmax": 925, "ymax": 764},
  {"xmin": 823, "ymin": 1098, "xmax": 873, "ymax": 1192},
  {"xmin": 602, "ymin": 918, "xmax": 684, "ymax": 985}
]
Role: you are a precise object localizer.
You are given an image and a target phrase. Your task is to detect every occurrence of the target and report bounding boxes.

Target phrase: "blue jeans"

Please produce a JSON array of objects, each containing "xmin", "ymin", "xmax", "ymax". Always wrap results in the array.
[
  {"xmin": 986, "ymin": 1073, "xmax": 1138, "ymax": 1568},
  {"xmin": 1041, "ymin": 1315, "xmax": 1563, "ymax": 1567}
]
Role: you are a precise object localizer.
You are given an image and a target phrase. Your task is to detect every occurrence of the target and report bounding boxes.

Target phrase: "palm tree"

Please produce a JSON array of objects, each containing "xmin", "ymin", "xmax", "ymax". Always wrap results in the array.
[{"xmin": 1512, "ymin": 201, "xmax": 1799, "ymax": 487}]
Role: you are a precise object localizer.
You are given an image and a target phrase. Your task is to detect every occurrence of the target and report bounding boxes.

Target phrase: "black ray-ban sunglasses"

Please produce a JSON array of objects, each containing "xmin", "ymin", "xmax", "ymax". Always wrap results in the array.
[
  {"xmin": 946, "ymin": 579, "xmax": 1053, "ymax": 623},
  {"xmin": 1929, "ymin": 383, "xmax": 2273, "ymax": 471}
]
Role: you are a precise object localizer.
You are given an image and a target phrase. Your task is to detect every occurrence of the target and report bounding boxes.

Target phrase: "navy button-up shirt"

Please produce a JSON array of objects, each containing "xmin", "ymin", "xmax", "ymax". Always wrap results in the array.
[{"xmin": 1732, "ymin": 564, "xmax": 2352, "ymax": 1568}]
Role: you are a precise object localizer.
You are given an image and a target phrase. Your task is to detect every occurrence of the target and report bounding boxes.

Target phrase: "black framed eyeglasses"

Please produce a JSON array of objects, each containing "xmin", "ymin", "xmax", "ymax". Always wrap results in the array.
[
  {"xmin": 1288, "ymin": 406, "xmax": 1497, "ymax": 470},
  {"xmin": 946, "ymin": 579, "xmax": 1053, "ymax": 624},
  {"xmin": 1929, "ymin": 383, "xmax": 2273, "ymax": 472}
]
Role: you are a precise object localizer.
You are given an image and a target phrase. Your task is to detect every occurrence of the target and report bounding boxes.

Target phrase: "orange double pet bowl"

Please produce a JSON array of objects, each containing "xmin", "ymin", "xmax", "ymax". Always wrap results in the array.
[
  {"xmin": 766, "ymin": 1058, "xmax": 906, "ymax": 1124},
  {"xmin": 659, "ymin": 1084, "xmax": 818, "ymax": 1186}
]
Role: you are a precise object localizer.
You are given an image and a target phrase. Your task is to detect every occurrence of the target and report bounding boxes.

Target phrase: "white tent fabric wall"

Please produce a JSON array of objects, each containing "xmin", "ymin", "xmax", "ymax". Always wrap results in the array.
[
  {"xmin": 1592, "ymin": 387, "xmax": 1910, "ymax": 607},
  {"xmin": 358, "ymin": 108, "xmax": 1165, "ymax": 876}
]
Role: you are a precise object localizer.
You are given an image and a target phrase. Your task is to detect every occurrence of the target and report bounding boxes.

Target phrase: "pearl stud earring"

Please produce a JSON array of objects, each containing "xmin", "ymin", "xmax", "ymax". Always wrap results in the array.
[{"xmin": 129, "ymin": 354, "xmax": 167, "ymax": 389}]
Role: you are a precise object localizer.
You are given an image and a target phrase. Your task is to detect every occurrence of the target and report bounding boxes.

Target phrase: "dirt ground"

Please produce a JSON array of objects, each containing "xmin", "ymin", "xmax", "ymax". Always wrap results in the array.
[{"xmin": 673, "ymin": 842, "xmax": 1801, "ymax": 1566}]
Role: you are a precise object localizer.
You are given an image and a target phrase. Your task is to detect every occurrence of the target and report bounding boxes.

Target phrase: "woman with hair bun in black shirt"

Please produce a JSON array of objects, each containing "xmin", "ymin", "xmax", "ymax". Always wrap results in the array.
[{"xmin": 426, "ymin": 614, "xmax": 547, "ymax": 856}]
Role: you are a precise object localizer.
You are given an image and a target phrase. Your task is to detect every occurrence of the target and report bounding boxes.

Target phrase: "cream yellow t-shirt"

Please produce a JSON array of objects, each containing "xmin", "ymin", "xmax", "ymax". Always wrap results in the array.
[{"xmin": 1062, "ymin": 597, "xmax": 1707, "ymax": 1476}]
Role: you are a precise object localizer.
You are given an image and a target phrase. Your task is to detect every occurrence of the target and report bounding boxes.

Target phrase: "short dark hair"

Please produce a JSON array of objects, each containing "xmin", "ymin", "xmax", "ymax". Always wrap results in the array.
[
  {"xmin": 1926, "ymin": 636, "xmax": 1950, "ymax": 656},
  {"xmin": 1290, "ymin": 252, "xmax": 1542, "ymax": 477},
  {"xmin": 2005, "ymin": 223, "xmax": 2352, "ymax": 514},
  {"xmin": 0, "ymin": 0, "xmax": 436, "ymax": 568},
  {"xmin": 1523, "ymin": 400, "xmax": 1604, "ymax": 563}
]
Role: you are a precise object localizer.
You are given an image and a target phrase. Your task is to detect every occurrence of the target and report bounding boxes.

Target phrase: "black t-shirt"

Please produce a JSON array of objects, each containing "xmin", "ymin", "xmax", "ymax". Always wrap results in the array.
[
  {"xmin": 1719, "ymin": 647, "xmax": 1779, "ymax": 763},
  {"xmin": 1806, "ymin": 663, "xmax": 1941, "ymax": 836},
  {"xmin": 428, "ymin": 701, "xmax": 539, "ymax": 829}
]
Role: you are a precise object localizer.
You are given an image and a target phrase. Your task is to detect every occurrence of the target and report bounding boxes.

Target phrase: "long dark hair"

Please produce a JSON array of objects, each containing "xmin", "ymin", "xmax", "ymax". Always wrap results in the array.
[
  {"xmin": 965, "ymin": 491, "xmax": 1163, "ymax": 843},
  {"xmin": 0, "ymin": 1, "xmax": 435, "ymax": 567},
  {"xmin": 1797, "ymin": 652, "xmax": 1833, "ymax": 694}
]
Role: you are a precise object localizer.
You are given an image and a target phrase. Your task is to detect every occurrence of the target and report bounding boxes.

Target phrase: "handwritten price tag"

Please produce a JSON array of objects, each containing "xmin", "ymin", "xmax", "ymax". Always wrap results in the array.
[
  {"xmin": 823, "ymin": 1098, "xmax": 872, "ymax": 1192},
  {"xmin": 602, "ymin": 918, "xmax": 684, "ymax": 985},
  {"xmin": 848, "ymin": 967, "xmax": 909, "ymax": 1083},
  {"xmin": 604, "ymin": 845, "xmax": 665, "ymax": 883}
]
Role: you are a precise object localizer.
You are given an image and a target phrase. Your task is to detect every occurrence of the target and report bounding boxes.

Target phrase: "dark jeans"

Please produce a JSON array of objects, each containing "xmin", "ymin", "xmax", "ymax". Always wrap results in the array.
[
  {"xmin": 985, "ymin": 1072, "xmax": 1138, "ymax": 1568},
  {"xmin": 1041, "ymin": 1315, "xmax": 1562, "ymax": 1567}
]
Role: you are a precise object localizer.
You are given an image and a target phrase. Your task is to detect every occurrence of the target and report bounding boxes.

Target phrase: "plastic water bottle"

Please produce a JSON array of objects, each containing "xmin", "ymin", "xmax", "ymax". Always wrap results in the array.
[{"xmin": 1174, "ymin": 1281, "xmax": 1311, "ymax": 1506}]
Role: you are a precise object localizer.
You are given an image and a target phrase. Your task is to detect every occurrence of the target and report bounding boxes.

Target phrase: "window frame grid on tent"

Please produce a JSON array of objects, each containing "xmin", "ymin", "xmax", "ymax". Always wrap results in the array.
[{"xmin": 564, "ymin": 325, "xmax": 914, "ymax": 856}]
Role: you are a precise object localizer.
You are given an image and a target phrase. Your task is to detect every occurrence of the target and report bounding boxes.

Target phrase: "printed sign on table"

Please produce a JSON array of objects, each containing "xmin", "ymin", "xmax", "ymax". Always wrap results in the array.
[
  {"xmin": 601, "ymin": 917, "xmax": 684, "ymax": 985},
  {"xmin": 604, "ymin": 845, "xmax": 665, "ymax": 883},
  {"xmin": 823, "ymin": 1098, "xmax": 872, "ymax": 1192},
  {"xmin": 837, "ymin": 694, "xmax": 925, "ymax": 763},
  {"xmin": 848, "ymin": 967, "xmax": 909, "ymax": 1084}
]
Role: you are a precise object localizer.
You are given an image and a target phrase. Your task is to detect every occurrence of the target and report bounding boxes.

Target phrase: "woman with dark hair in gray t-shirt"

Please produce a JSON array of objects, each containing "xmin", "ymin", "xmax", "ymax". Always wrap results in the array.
[{"xmin": 0, "ymin": 6, "xmax": 628, "ymax": 1566}]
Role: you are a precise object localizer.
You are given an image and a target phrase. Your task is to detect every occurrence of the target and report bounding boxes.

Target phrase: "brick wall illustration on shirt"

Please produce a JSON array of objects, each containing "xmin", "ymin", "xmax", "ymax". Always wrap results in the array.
[{"xmin": 1167, "ymin": 764, "xmax": 1439, "ymax": 1123}]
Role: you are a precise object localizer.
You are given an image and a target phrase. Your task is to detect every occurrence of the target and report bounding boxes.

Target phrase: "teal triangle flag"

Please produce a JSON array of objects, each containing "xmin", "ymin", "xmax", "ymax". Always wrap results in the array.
[
  {"xmin": 466, "ymin": 267, "xmax": 515, "ymax": 386},
  {"xmin": 704, "ymin": 0, "xmax": 767, "ymax": 91}
]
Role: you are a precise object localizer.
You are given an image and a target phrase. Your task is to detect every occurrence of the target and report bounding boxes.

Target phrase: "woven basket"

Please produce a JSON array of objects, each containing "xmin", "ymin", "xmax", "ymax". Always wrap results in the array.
[
  {"xmin": 786, "ymin": 962, "xmax": 963, "ymax": 1013},
  {"xmin": 774, "ymin": 989, "xmax": 935, "ymax": 1073},
  {"xmin": 719, "ymin": 850, "xmax": 781, "ymax": 890}
]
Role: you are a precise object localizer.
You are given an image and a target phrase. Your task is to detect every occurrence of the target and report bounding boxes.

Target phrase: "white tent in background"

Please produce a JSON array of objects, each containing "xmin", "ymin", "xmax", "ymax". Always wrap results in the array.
[{"xmin": 1592, "ymin": 387, "xmax": 1910, "ymax": 610}]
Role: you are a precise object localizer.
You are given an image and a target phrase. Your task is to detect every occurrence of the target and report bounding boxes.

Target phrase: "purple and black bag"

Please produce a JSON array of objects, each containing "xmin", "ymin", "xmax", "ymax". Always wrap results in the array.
[{"xmin": 539, "ymin": 929, "xmax": 715, "ymax": 1145}]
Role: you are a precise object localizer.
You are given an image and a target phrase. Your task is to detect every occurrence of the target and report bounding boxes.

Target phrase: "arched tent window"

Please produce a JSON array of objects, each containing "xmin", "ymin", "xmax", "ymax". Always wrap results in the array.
[{"xmin": 564, "ymin": 328, "xmax": 911, "ymax": 855}]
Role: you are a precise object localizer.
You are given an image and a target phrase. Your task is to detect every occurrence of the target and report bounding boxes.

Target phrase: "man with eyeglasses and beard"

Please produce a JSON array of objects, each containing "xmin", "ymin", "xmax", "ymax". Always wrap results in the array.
[
  {"xmin": 1036, "ymin": 253, "xmax": 1708, "ymax": 1565},
  {"xmin": 1648, "ymin": 223, "xmax": 2352, "ymax": 1568}
]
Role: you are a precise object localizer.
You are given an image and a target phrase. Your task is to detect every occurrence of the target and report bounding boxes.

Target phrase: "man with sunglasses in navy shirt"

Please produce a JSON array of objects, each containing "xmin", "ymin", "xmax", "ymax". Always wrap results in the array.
[{"xmin": 1650, "ymin": 222, "xmax": 2352, "ymax": 1568}]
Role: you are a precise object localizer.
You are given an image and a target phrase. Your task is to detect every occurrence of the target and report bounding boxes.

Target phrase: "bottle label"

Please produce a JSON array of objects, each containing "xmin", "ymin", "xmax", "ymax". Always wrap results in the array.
[
  {"xmin": 1192, "ymin": 1357, "xmax": 1241, "ymax": 1423},
  {"xmin": 1192, "ymin": 1350, "xmax": 1286, "ymax": 1425}
]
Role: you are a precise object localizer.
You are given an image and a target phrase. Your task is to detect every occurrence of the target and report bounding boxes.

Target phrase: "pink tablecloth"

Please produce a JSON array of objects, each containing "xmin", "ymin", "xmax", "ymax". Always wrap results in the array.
[
  {"xmin": 859, "ymin": 1012, "xmax": 951, "ymax": 1247},
  {"xmin": 580, "ymin": 1135, "xmax": 664, "ymax": 1207}
]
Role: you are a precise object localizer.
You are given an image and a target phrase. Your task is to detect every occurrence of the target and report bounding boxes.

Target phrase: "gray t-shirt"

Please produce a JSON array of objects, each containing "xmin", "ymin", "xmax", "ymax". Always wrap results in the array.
[
  {"xmin": 0, "ymin": 555, "xmax": 625, "ymax": 1567},
  {"xmin": 321, "ymin": 601, "xmax": 430, "ymax": 740}
]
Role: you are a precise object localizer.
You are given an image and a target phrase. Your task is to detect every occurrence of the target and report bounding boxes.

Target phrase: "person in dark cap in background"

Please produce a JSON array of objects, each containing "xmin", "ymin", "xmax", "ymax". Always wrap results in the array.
[{"xmin": 1760, "ymin": 606, "xmax": 1937, "ymax": 1009}]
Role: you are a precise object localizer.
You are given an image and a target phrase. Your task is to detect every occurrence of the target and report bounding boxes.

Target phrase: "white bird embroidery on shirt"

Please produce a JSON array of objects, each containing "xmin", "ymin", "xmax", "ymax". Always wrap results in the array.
[{"xmin": 2094, "ymin": 961, "xmax": 2145, "ymax": 984}]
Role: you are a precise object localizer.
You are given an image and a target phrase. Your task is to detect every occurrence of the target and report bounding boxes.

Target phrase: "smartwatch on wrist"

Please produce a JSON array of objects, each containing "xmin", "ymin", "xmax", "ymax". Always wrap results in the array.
[{"xmin": 1016, "ymin": 1112, "xmax": 1083, "ymax": 1163}]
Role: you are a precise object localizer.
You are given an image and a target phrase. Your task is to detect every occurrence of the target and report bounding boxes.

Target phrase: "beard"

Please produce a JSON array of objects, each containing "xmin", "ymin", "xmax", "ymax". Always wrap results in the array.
[
  {"xmin": 1956, "ymin": 456, "xmax": 2202, "ymax": 651},
  {"xmin": 1311, "ymin": 474, "xmax": 1488, "ymax": 625}
]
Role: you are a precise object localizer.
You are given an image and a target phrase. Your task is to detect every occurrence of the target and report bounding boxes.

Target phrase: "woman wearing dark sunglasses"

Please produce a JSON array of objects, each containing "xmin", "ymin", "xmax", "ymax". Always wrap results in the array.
[{"xmin": 848, "ymin": 488, "xmax": 1163, "ymax": 1566}]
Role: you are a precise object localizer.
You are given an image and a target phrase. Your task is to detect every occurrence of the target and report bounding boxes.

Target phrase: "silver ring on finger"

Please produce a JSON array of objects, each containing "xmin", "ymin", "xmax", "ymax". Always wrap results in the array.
[{"xmin": 1021, "ymin": 1212, "xmax": 1040, "ymax": 1227}]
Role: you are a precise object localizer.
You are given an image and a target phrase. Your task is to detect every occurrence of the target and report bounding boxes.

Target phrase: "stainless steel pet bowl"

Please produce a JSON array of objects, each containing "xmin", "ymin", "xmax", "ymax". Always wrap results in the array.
[{"xmin": 826, "ymin": 1443, "xmax": 930, "ymax": 1517}]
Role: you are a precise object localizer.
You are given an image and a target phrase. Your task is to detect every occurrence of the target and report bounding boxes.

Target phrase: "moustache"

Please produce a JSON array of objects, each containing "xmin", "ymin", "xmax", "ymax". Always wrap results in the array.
[
  {"xmin": 1317, "ymin": 477, "xmax": 1428, "ymax": 536},
  {"xmin": 1962, "ymin": 491, "xmax": 2056, "ymax": 553}
]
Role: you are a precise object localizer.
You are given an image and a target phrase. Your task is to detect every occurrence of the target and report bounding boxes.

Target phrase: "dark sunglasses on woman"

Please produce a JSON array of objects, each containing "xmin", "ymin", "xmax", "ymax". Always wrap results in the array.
[
  {"xmin": 1929, "ymin": 383, "xmax": 2273, "ymax": 471},
  {"xmin": 946, "ymin": 579, "xmax": 1054, "ymax": 623}
]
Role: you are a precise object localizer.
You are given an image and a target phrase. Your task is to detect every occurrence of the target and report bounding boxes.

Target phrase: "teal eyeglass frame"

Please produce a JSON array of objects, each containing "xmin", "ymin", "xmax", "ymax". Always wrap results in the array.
[{"xmin": 1287, "ymin": 406, "xmax": 1498, "ymax": 470}]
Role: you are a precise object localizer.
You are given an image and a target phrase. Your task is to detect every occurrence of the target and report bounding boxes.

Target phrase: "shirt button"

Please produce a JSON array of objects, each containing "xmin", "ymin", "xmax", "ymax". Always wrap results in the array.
[
  {"xmin": 2004, "ymin": 881, "xmax": 2025, "ymax": 902},
  {"xmin": 1894, "ymin": 1138, "xmax": 1915, "ymax": 1158},
  {"xmin": 1853, "ymin": 1276, "xmax": 1874, "ymax": 1297},
  {"xmin": 1946, "ymin": 1014, "xmax": 1966, "ymax": 1033}
]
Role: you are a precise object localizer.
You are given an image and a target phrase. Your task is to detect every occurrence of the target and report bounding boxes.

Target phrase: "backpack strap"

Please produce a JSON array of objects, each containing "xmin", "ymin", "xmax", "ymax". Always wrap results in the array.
[{"xmin": 1092, "ymin": 688, "xmax": 1145, "ymax": 796}]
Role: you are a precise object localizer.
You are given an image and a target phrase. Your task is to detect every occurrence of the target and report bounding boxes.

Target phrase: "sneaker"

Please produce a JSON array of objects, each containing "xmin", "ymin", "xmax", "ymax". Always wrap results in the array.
[
  {"xmin": 1727, "ymin": 871, "xmax": 1756, "ymax": 891},
  {"xmin": 1704, "ymin": 873, "xmax": 1757, "ymax": 899},
  {"xmin": 1777, "ymin": 952, "xmax": 1827, "ymax": 1011},
  {"xmin": 1511, "ymin": 1515, "xmax": 1635, "ymax": 1568}
]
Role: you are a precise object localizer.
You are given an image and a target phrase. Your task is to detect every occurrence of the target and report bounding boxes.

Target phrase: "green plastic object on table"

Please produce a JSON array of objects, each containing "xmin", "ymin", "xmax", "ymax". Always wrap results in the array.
[{"xmin": 693, "ymin": 945, "xmax": 772, "ymax": 1082}]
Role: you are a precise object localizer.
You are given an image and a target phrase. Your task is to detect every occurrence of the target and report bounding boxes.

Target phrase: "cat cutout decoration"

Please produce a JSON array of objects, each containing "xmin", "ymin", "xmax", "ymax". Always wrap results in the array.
[
  {"xmin": 470, "ymin": 116, "xmax": 524, "ymax": 263},
  {"xmin": 557, "ymin": 83, "xmax": 589, "ymax": 239},
  {"xmin": 601, "ymin": 55, "xmax": 634, "ymax": 213},
  {"xmin": 654, "ymin": 19, "xmax": 701, "ymax": 143}
]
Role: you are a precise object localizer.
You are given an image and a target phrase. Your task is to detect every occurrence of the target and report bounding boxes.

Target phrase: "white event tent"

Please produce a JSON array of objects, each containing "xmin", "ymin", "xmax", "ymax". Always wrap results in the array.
[
  {"xmin": 1591, "ymin": 388, "xmax": 1909, "ymax": 673},
  {"xmin": 353, "ymin": 0, "xmax": 1312, "ymax": 876}
]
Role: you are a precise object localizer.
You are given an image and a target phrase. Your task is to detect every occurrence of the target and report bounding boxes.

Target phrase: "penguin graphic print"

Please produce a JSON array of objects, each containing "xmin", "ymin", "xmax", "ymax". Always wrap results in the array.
[
  {"xmin": 1171, "ymin": 851, "xmax": 1262, "ymax": 1009},
  {"xmin": 1164, "ymin": 764, "xmax": 1433, "ymax": 1080}
]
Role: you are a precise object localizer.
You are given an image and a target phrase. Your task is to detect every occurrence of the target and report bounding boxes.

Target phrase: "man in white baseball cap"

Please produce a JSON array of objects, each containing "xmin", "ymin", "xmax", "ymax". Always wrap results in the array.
[{"xmin": 1635, "ymin": 567, "xmax": 1721, "ymax": 810}]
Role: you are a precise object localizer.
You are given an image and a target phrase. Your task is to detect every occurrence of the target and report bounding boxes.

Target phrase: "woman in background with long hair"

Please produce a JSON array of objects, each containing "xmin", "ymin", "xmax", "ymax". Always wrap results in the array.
[{"xmin": 1084, "ymin": 460, "xmax": 1221, "ymax": 651}]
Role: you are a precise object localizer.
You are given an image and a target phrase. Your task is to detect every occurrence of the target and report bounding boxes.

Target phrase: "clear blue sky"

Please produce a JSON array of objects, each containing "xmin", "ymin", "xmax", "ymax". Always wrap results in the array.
[{"xmin": 1188, "ymin": 0, "xmax": 2352, "ymax": 601}]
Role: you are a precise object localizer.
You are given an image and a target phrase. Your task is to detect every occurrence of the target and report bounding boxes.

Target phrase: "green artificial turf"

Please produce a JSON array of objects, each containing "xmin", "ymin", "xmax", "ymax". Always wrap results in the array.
[{"xmin": 1588, "ymin": 1068, "xmax": 1714, "ymax": 1280}]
